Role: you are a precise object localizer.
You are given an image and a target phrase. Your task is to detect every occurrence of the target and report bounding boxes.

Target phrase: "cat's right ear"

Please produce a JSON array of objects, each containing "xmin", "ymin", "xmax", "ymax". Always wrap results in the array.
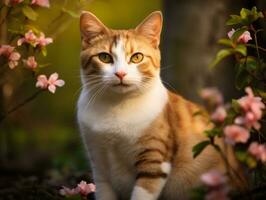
[{"xmin": 80, "ymin": 11, "xmax": 108, "ymax": 46}]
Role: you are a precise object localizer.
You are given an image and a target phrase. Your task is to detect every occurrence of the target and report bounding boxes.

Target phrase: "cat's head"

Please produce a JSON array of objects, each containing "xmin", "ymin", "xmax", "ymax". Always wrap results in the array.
[{"xmin": 80, "ymin": 11, "xmax": 163, "ymax": 95}]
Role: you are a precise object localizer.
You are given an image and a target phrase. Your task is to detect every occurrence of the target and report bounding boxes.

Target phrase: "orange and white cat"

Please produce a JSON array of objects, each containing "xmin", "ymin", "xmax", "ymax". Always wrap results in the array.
[{"xmin": 77, "ymin": 11, "xmax": 240, "ymax": 200}]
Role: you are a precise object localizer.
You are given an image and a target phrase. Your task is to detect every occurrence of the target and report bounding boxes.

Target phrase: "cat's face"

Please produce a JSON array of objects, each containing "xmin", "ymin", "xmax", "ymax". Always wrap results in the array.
[{"xmin": 80, "ymin": 11, "xmax": 162, "ymax": 95}]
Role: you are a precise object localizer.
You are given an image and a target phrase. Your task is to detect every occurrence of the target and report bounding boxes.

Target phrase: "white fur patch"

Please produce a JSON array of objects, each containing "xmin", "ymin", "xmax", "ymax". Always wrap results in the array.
[
  {"xmin": 130, "ymin": 186, "xmax": 154, "ymax": 200},
  {"xmin": 161, "ymin": 162, "xmax": 171, "ymax": 174}
]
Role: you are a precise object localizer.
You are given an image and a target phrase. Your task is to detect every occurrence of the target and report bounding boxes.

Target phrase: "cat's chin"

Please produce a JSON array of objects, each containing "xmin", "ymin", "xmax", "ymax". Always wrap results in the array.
[{"xmin": 109, "ymin": 84, "xmax": 139, "ymax": 94}]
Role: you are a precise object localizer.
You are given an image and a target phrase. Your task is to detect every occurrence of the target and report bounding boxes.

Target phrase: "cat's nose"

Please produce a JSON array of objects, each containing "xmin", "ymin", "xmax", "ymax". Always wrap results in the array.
[{"xmin": 115, "ymin": 70, "xmax": 127, "ymax": 80}]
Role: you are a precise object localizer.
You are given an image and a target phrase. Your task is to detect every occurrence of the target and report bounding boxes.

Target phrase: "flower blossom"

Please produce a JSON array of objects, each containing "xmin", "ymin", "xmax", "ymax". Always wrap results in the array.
[
  {"xmin": 201, "ymin": 170, "xmax": 227, "ymax": 187},
  {"xmin": 235, "ymin": 87, "xmax": 265, "ymax": 130},
  {"xmin": 248, "ymin": 142, "xmax": 266, "ymax": 162},
  {"xmin": 77, "ymin": 181, "xmax": 96, "ymax": 196},
  {"xmin": 36, "ymin": 72, "xmax": 65, "ymax": 93},
  {"xmin": 36, "ymin": 32, "xmax": 53, "ymax": 47},
  {"xmin": 211, "ymin": 106, "xmax": 227, "ymax": 123},
  {"xmin": 60, "ymin": 181, "xmax": 96, "ymax": 197},
  {"xmin": 200, "ymin": 87, "xmax": 224, "ymax": 105},
  {"xmin": 24, "ymin": 56, "xmax": 38, "ymax": 69},
  {"xmin": 4, "ymin": 0, "xmax": 23, "ymax": 6},
  {"xmin": 31, "ymin": 0, "xmax": 50, "ymax": 7},
  {"xmin": 224, "ymin": 125, "xmax": 250, "ymax": 145},
  {"xmin": 0, "ymin": 45, "xmax": 21, "ymax": 69},
  {"xmin": 228, "ymin": 28, "xmax": 252, "ymax": 44},
  {"xmin": 17, "ymin": 30, "xmax": 53, "ymax": 47}
]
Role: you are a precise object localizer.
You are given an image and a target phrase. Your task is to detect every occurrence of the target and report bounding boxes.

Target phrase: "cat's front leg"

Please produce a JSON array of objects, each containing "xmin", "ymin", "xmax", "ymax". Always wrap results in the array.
[{"xmin": 130, "ymin": 146, "xmax": 172, "ymax": 200}]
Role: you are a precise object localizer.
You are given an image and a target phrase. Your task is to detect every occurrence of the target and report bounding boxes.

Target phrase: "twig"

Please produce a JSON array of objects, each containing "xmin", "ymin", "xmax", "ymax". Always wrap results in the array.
[{"xmin": 0, "ymin": 90, "xmax": 43, "ymax": 123}]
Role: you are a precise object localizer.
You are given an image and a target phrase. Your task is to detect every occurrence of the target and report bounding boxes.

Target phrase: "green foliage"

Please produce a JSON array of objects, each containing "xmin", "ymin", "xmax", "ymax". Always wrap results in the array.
[
  {"xmin": 192, "ymin": 140, "xmax": 210, "ymax": 158},
  {"xmin": 226, "ymin": 7, "xmax": 264, "ymax": 26},
  {"xmin": 22, "ymin": 5, "xmax": 38, "ymax": 21}
]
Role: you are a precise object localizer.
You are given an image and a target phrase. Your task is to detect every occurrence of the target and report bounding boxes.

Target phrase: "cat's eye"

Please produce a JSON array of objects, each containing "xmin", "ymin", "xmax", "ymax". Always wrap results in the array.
[
  {"xmin": 130, "ymin": 53, "xmax": 144, "ymax": 64},
  {"xmin": 98, "ymin": 53, "xmax": 113, "ymax": 63}
]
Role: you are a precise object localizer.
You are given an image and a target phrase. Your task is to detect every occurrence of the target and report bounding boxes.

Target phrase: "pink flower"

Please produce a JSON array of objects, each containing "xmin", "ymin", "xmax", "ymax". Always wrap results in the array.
[
  {"xmin": 0, "ymin": 45, "xmax": 21, "ymax": 69},
  {"xmin": 205, "ymin": 189, "xmax": 229, "ymax": 200},
  {"xmin": 36, "ymin": 73, "xmax": 65, "ymax": 93},
  {"xmin": 36, "ymin": 75, "xmax": 49, "ymax": 89},
  {"xmin": 8, "ymin": 52, "xmax": 21, "ymax": 69},
  {"xmin": 200, "ymin": 87, "xmax": 224, "ymax": 105},
  {"xmin": 228, "ymin": 28, "xmax": 252, "ymax": 44},
  {"xmin": 227, "ymin": 28, "xmax": 235, "ymax": 39},
  {"xmin": 4, "ymin": 0, "xmax": 23, "ymax": 6},
  {"xmin": 224, "ymin": 125, "xmax": 250, "ymax": 145},
  {"xmin": 36, "ymin": 32, "xmax": 53, "ymax": 47},
  {"xmin": 24, "ymin": 56, "xmax": 37, "ymax": 69},
  {"xmin": 201, "ymin": 170, "xmax": 226, "ymax": 187},
  {"xmin": 211, "ymin": 106, "xmax": 227, "ymax": 123},
  {"xmin": 236, "ymin": 87, "xmax": 265, "ymax": 130},
  {"xmin": 77, "ymin": 181, "xmax": 96, "ymax": 196},
  {"xmin": 248, "ymin": 142, "xmax": 266, "ymax": 162},
  {"xmin": 59, "ymin": 186, "xmax": 79, "ymax": 197},
  {"xmin": 17, "ymin": 30, "xmax": 53, "ymax": 47},
  {"xmin": 31, "ymin": 0, "xmax": 50, "ymax": 7},
  {"xmin": 59, "ymin": 181, "xmax": 96, "ymax": 197},
  {"xmin": 17, "ymin": 30, "xmax": 38, "ymax": 46}
]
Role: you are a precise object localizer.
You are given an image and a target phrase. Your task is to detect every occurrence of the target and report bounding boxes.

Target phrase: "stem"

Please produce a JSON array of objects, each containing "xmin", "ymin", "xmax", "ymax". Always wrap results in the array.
[
  {"xmin": 251, "ymin": 25, "xmax": 262, "ymax": 68},
  {"xmin": 0, "ymin": 90, "xmax": 43, "ymax": 123},
  {"xmin": 0, "ymin": 7, "xmax": 11, "ymax": 27},
  {"xmin": 212, "ymin": 143, "xmax": 249, "ymax": 189}
]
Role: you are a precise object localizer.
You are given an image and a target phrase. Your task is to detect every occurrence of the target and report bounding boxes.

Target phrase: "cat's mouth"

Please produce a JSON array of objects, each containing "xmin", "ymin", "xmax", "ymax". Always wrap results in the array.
[{"xmin": 113, "ymin": 82, "xmax": 131, "ymax": 87}]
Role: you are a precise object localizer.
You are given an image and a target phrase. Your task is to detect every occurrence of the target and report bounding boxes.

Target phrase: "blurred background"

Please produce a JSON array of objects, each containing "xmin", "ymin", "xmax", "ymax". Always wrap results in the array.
[{"xmin": 0, "ymin": 0, "xmax": 266, "ymax": 199}]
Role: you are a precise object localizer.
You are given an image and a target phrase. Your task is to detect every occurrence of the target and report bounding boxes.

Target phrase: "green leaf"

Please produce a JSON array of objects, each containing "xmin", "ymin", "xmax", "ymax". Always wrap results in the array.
[
  {"xmin": 232, "ymin": 99, "xmax": 241, "ymax": 113},
  {"xmin": 62, "ymin": 8, "xmax": 79, "ymax": 18},
  {"xmin": 22, "ymin": 6, "xmax": 38, "ymax": 21},
  {"xmin": 192, "ymin": 141, "xmax": 210, "ymax": 158},
  {"xmin": 41, "ymin": 47, "xmax": 47, "ymax": 57},
  {"xmin": 226, "ymin": 15, "xmax": 242, "ymax": 25},
  {"xmin": 235, "ymin": 65, "xmax": 252, "ymax": 90},
  {"xmin": 246, "ymin": 156, "xmax": 257, "ymax": 168},
  {"xmin": 240, "ymin": 8, "xmax": 250, "ymax": 19},
  {"xmin": 218, "ymin": 38, "xmax": 233, "ymax": 47},
  {"xmin": 234, "ymin": 44, "xmax": 247, "ymax": 56},
  {"xmin": 204, "ymin": 128, "xmax": 222, "ymax": 138},
  {"xmin": 209, "ymin": 49, "xmax": 234, "ymax": 68},
  {"xmin": 235, "ymin": 150, "xmax": 247, "ymax": 161}
]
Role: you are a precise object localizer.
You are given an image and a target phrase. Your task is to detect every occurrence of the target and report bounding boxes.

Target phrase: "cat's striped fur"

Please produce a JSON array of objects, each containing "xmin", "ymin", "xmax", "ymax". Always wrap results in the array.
[{"xmin": 77, "ymin": 11, "xmax": 242, "ymax": 200}]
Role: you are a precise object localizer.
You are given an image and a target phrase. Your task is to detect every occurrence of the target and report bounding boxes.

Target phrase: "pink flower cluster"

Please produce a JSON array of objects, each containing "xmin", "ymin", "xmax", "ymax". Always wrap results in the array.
[
  {"xmin": 235, "ymin": 87, "xmax": 265, "ymax": 130},
  {"xmin": 224, "ymin": 87, "xmax": 265, "ymax": 145},
  {"xmin": 200, "ymin": 87, "xmax": 227, "ymax": 123},
  {"xmin": 224, "ymin": 125, "xmax": 249, "ymax": 145},
  {"xmin": 23, "ymin": 56, "xmax": 38, "ymax": 70},
  {"xmin": 36, "ymin": 73, "xmax": 65, "ymax": 93},
  {"xmin": 0, "ymin": 45, "xmax": 21, "ymax": 69},
  {"xmin": 248, "ymin": 142, "xmax": 266, "ymax": 162},
  {"xmin": 228, "ymin": 28, "xmax": 252, "ymax": 44},
  {"xmin": 59, "ymin": 181, "xmax": 96, "ymax": 197},
  {"xmin": 17, "ymin": 30, "xmax": 53, "ymax": 47},
  {"xmin": 201, "ymin": 170, "xmax": 229, "ymax": 200}
]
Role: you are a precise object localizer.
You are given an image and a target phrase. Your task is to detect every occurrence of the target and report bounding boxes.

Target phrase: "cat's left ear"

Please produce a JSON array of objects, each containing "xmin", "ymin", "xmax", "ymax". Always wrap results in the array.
[{"xmin": 135, "ymin": 11, "xmax": 163, "ymax": 47}]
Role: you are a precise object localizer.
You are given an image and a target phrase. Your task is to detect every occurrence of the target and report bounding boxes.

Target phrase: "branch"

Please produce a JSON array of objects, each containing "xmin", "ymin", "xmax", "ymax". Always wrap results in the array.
[{"xmin": 0, "ymin": 90, "xmax": 43, "ymax": 123}]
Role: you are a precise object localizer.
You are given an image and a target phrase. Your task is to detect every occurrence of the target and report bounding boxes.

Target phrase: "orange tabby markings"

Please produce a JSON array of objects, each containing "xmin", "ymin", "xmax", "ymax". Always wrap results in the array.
[{"xmin": 78, "ymin": 10, "xmax": 243, "ymax": 200}]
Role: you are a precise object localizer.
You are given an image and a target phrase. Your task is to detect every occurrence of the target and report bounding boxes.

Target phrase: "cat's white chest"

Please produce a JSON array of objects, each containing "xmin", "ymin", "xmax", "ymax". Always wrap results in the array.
[{"xmin": 77, "ymin": 81, "xmax": 168, "ymax": 139}]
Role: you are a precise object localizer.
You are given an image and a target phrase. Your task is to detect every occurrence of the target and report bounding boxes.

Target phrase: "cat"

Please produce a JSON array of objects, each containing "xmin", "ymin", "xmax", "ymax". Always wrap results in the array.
[{"xmin": 77, "ymin": 11, "xmax": 242, "ymax": 200}]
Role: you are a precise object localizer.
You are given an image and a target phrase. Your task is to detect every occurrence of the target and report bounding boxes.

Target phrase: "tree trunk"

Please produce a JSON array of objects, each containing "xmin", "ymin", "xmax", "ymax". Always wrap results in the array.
[{"xmin": 161, "ymin": 0, "xmax": 239, "ymax": 102}]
